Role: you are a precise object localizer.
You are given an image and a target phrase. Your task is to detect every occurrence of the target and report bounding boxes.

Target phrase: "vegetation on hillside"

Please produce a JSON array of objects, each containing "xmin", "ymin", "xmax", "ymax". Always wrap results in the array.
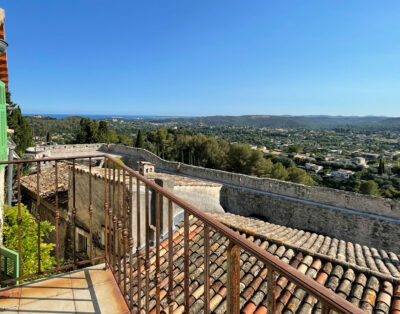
[{"xmin": 25, "ymin": 115, "xmax": 400, "ymax": 199}]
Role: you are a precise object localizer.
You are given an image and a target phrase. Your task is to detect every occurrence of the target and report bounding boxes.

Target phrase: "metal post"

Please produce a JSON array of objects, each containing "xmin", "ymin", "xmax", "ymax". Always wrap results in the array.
[{"xmin": 227, "ymin": 241, "xmax": 240, "ymax": 314}]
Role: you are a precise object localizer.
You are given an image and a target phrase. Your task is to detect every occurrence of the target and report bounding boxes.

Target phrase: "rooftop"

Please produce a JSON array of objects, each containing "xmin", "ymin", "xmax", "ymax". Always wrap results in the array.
[
  {"xmin": 20, "ymin": 163, "xmax": 221, "ymax": 198},
  {"xmin": 20, "ymin": 163, "xmax": 70, "ymax": 206},
  {"xmin": 2, "ymin": 211, "xmax": 397, "ymax": 313},
  {"xmin": 145, "ymin": 171, "xmax": 222, "ymax": 187},
  {"xmin": 128, "ymin": 213, "xmax": 400, "ymax": 313}
]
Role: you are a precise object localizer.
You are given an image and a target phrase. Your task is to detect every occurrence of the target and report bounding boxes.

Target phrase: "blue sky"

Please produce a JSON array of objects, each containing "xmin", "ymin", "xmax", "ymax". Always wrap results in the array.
[{"xmin": 2, "ymin": 1, "xmax": 400, "ymax": 116}]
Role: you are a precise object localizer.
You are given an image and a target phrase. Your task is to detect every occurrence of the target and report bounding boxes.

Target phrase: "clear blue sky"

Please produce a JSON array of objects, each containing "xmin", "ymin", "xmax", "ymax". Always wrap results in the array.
[{"xmin": 2, "ymin": 1, "xmax": 400, "ymax": 116}]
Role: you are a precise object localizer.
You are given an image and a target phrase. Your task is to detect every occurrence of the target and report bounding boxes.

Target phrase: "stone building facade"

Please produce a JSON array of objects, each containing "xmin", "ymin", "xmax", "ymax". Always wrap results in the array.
[{"xmin": 20, "ymin": 161, "xmax": 223, "ymax": 260}]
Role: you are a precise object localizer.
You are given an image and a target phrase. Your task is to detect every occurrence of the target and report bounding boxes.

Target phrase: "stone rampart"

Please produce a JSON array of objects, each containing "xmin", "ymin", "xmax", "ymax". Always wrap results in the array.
[
  {"xmin": 220, "ymin": 185, "xmax": 400, "ymax": 251},
  {"xmin": 104, "ymin": 145, "xmax": 400, "ymax": 220}
]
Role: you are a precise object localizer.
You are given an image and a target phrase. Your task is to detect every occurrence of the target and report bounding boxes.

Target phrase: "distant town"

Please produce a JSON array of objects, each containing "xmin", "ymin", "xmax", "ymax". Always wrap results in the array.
[{"xmin": 24, "ymin": 114, "xmax": 400, "ymax": 200}]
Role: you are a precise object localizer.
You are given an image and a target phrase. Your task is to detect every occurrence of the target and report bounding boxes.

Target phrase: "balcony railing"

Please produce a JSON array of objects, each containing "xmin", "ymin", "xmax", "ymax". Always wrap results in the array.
[{"xmin": 0, "ymin": 154, "xmax": 365, "ymax": 313}]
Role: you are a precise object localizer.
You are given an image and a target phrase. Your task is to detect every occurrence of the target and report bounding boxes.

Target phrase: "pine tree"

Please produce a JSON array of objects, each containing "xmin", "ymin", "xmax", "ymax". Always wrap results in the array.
[
  {"xmin": 135, "ymin": 130, "xmax": 144, "ymax": 148},
  {"xmin": 75, "ymin": 118, "xmax": 99, "ymax": 143}
]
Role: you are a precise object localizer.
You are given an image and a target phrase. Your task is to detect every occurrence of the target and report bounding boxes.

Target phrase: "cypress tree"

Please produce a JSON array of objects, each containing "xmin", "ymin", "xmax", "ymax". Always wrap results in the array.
[
  {"xmin": 46, "ymin": 131, "xmax": 51, "ymax": 145},
  {"xmin": 135, "ymin": 130, "xmax": 144, "ymax": 148},
  {"xmin": 378, "ymin": 158, "xmax": 385, "ymax": 175}
]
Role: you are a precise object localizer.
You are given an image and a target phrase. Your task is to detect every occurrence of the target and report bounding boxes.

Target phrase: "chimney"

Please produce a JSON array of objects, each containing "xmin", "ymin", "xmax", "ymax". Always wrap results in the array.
[{"xmin": 0, "ymin": 8, "xmax": 9, "ymax": 90}]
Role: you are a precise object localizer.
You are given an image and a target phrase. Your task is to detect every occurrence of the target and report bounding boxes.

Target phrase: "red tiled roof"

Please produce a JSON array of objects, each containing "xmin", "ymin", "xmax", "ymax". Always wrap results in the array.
[
  {"xmin": 126, "ymin": 214, "xmax": 400, "ymax": 313},
  {"xmin": 20, "ymin": 163, "xmax": 70, "ymax": 201}
]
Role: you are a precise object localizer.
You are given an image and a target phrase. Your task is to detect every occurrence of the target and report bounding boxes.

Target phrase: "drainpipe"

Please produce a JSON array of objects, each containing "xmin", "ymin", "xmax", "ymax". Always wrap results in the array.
[{"xmin": 7, "ymin": 146, "xmax": 13, "ymax": 206}]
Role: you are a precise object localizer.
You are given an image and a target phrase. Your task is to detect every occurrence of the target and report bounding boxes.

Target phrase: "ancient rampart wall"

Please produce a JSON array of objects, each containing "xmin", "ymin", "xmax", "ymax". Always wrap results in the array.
[{"xmin": 104, "ymin": 145, "xmax": 400, "ymax": 220}]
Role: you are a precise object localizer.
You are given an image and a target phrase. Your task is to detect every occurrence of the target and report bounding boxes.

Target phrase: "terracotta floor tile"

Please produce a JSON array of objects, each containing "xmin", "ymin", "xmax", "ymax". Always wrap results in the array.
[
  {"xmin": 0, "ymin": 287, "xmax": 21, "ymax": 311},
  {"xmin": 72, "ymin": 287, "xmax": 99, "ymax": 313},
  {"xmin": 89, "ymin": 280, "xmax": 129, "ymax": 313},
  {"xmin": 69, "ymin": 264, "xmax": 113, "ymax": 289},
  {"xmin": 18, "ymin": 290, "xmax": 75, "ymax": 312},
  {"xmin": 0, "ymin": 264, "xmax": 129, "ymax": 313},
  {"xmin": 19, "ymin": 276, "xmax": 72, "ymax": 306}
]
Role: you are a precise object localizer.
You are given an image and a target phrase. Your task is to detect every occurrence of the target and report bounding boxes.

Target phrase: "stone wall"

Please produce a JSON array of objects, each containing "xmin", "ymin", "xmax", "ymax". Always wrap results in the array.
[
  {"xmin": 28, "ymin": 144, "xmax": 105, "ymax": 159},
  {"xmin": 31, "ymin": 144, "xmax": 400, "ymax": 252},
  {"xmin": 104, "ymin": 145, "xmax": 400, "ymax": 220},
  {"xmin": 70, "ymin": 168, "xmax": 148, "ymax": 255},
  {"xmin": 70, "ymin": 169, "xmax": 194, "ymax": 252},
  {"xmin": 220, "ymin": 186, "xmax": 400, "ymax": 252}
]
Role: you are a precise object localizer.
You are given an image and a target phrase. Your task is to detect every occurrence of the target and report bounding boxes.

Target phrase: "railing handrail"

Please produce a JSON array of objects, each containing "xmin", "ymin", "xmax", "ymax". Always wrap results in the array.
[
  {"xmin": 104, "ymin": 154, "xmax": 365, "ymax": 314},
  {"xmin": 0, "ymin": 154, "xmax": 366, "ymax": 313}
]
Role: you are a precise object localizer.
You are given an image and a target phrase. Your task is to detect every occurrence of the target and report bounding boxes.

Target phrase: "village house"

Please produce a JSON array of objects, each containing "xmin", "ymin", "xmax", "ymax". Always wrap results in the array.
[
  {"xmin": 305, "ymin": 162, "xmax": 323, "ymax": 173},
  {"xmin": 330, "ymin": 169, "xmax": 355, "ymax": 180},
  {"xmin": 20, "ymin": 161, "xmax": 223, "ymax": 260}
]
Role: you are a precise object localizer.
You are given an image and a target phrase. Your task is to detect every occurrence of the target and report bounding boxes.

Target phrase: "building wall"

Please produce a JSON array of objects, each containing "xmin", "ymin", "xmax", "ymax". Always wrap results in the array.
[
  {"xmin": 0, "ymin": 9, "xmax": 9, "ymax": 90},
  {"xmin": 69, "ymin": 169, "xmax": 186, "ymax": 254},
  {"xmin": 21, "ymin": 188, "xmax": 70, "ymax": 261}
]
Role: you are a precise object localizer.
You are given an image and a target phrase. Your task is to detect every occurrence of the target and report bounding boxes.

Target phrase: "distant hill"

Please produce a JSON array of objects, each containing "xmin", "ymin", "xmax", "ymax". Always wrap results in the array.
[
  {"xmin": 147, "ymin": 115, "xmax": 398, "ymax": 129},
  {"xmin": 26, "ymin": 115, "xmax": 82, "ymax": 137}
]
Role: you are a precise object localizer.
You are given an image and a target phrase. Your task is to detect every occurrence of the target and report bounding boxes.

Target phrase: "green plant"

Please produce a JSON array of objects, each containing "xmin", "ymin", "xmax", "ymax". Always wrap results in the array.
[{"xmin": 3, "ymin": 204, "xmax": 55, "ymax": 278}]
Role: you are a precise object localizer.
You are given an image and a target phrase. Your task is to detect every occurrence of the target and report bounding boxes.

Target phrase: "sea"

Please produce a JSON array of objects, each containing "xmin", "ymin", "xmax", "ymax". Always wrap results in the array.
[{"xmin": 25, "ymin": 114, "xmax": 170, "ymax": 120}]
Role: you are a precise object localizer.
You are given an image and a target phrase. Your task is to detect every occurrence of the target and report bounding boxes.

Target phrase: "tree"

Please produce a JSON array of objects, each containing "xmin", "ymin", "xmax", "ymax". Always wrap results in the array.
[
  {"xmin": 287, "ymin": 167, "xmax": 315, "ymax": 185},
  {"xmin": 46, "ymin": 131, "xmax": 51, "ymax": 145},
  {"xmin": 359, "ymin": 180, "xmax": 380, "ymax": 196},
  {"xmin": 3, "ymin": 204, "xmax": 55, "ymax": 278},
  {"xmin": 271, "ymin": 163, "xmax": 288, "ymax": 180},
  {"xmin": 7, "ymin": 106, "xmax": 33, "ymax": 156},
  {"xmin": 288, "ymin": 145, "xmax": 303, "ymax": 154},
  {"xmin": 98, "ymin": 121, "xmax": 109, "ymax": 143},
  {"xmin": 117, "ymin": 134, "xmax": 132, "ymax": 146},
  {"xmin": 378, "ymin": 158, "xmax": 385, "ymax": 175},
  {"xmin": 135, "ymin": 129, "xmax": 144, "ymax": 148},
  {"xmin": 75, "ymin": 118, "xmax": 99, "ymax": 143},
  {"xmin": 226, "ymin": 144, "xmax": 252, "ymax": 174},
  {"xmin": 246, "ymin": 150, "xmax": 273, "ymax": 177},
  {"xmin": 392, "ymin": 166, "xmax": 400, "ymax": 176}
]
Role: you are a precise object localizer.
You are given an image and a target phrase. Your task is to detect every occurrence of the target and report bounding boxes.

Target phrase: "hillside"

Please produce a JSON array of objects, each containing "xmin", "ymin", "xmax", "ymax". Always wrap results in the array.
[{"xmin": 147, "ymin": 115, "xmax": 395, "ymax": 129}]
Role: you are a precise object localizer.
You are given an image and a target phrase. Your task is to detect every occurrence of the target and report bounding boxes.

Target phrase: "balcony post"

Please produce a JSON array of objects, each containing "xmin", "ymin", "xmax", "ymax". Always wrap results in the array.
[{"xmin": 227, "ymin": 240, "xmax": 240, "ymax": 314}]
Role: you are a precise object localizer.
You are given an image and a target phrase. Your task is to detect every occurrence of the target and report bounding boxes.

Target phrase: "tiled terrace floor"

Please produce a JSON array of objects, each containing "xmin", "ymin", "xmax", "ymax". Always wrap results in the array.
[{"xmin": 0, "ymin": 264, "xmax": 129, "ymax": 313}]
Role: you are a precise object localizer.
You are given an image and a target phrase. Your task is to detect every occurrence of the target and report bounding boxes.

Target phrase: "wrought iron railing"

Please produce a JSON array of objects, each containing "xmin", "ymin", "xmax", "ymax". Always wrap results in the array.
[{"xmin": 0, "ymin": 154, "xmax": 365, "ymax": 313}]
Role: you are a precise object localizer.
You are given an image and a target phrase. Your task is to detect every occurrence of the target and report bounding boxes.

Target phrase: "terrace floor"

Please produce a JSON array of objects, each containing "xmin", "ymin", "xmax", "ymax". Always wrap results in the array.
[{"xmin": 0, "ymin": 264, "xmax": 129, "ymax": 313}]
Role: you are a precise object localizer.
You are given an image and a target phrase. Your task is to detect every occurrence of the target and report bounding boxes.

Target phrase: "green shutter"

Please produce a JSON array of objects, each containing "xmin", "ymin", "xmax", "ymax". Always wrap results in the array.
[
  {"xmin": 0, "ymin": 81, "xmax": 6, "ymax": 169},
  {"xmin": 0, "ymin": 246, "xmax": 19, "ymax": 285}
]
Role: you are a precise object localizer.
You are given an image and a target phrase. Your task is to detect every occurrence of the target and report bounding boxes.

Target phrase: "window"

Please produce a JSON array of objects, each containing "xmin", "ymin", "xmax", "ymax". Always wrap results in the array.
[
  {"xmin": 78, "ymin": 233, "xmax": 88, "ymax": 254},
  {"xmin": 100, "ymin": 227, "xmax": 106, "ymax": 247}
]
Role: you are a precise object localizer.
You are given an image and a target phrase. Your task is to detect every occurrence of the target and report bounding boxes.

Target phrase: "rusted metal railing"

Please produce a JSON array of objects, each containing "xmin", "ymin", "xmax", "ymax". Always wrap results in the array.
[
  {"xmin": 104, "ymin": 154, "xmax": 365, "ymax": 314},
  {"xmin": 0, "ymin": 155, "xmax": 106, "ymax": 286},
  {"xmin": 0, "ymin": 154, "xmax": 365, "ymax": 313}
]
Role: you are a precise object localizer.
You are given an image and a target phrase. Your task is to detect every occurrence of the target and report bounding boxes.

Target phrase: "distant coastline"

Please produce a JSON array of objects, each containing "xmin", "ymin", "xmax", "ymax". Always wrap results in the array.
[{"xmin": 24, "ymin": 114, "xmax": 172, "ymax": 119}]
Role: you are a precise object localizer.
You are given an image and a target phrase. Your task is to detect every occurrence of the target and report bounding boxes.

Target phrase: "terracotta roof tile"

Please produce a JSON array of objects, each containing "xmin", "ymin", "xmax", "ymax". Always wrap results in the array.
[{"xmin": 122, "ymin": 213, "xmax": 400, "ymax": 313}]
